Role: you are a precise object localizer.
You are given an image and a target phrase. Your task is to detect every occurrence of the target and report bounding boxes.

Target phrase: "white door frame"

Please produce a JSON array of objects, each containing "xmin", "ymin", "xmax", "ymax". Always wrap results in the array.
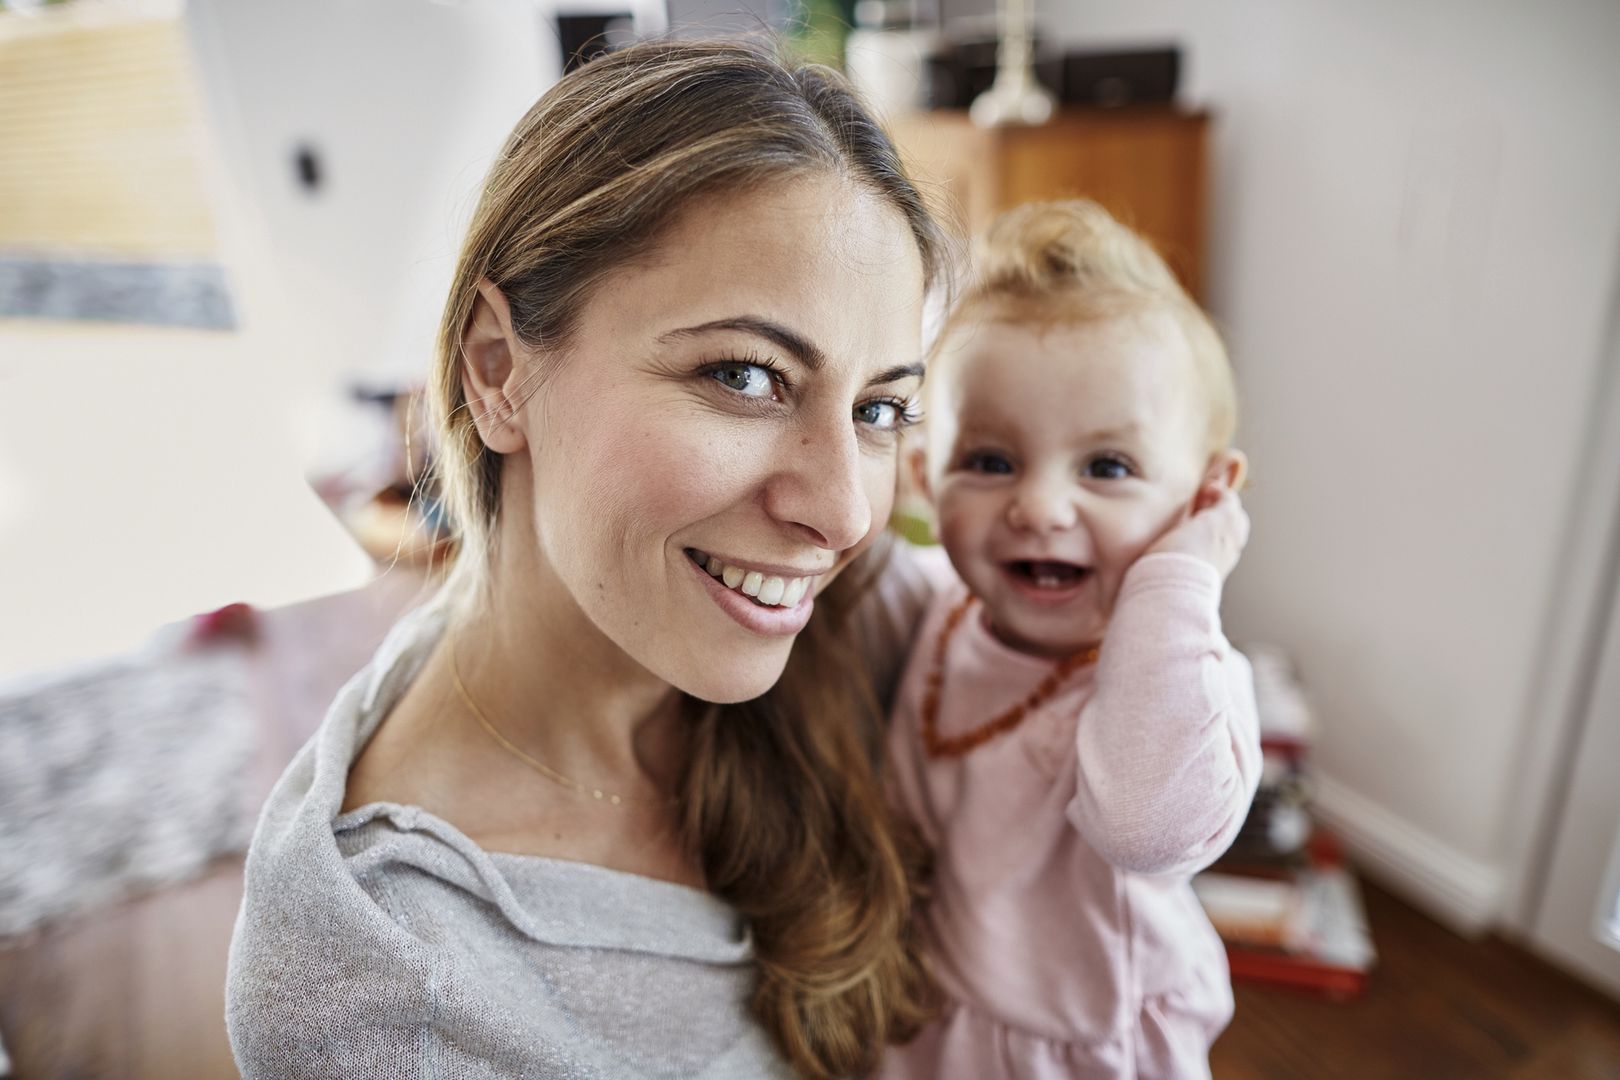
[
  {"xmin": 1500, "ymin": 238, "xmax": 1620, "ymax": 963},
  {"xmin": 1525, "ymin": 547, "xmax": 1620, "ymax": 995}
]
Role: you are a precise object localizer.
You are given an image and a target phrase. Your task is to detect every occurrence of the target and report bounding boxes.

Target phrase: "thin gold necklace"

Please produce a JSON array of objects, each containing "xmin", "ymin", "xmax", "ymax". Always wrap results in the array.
[{"xmin": 449, "ymin": 640, "xmax": 658, "ymax": 807}]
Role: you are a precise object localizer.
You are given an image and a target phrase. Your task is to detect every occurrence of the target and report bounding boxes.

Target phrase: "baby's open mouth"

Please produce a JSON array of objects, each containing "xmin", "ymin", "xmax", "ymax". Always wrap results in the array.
[{"xmin": 1004, "ymin": 560, "xmax": 1091, "ymax": 591}]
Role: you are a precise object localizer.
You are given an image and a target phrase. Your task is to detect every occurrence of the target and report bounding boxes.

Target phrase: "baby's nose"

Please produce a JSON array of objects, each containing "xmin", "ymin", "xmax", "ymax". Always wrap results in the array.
[{"xmin": 1007, "ymin": 479, "xmax": 1079, "ymax": 532}]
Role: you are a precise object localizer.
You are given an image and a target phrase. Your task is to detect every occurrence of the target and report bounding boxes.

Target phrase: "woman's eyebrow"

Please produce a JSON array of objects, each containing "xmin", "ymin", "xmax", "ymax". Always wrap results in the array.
[
  {"xmin": 868, "ymin": 362, "xmax": 925, "ymax": 387},
  {"xmin": 659, "ymin": 317, "xmax": 825, "ymax": 369},
  {"xmin": 659, "ymin": 318, "xmax": 923, "ymax": 387}
]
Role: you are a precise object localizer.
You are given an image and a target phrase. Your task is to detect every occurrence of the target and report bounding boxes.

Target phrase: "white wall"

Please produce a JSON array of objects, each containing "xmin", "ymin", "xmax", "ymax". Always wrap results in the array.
[
  {"xmin": 1019, "ymin": 0, "xmax": 1620, "ymax": 929},
  {"xmin": 184, "ymin": 0, "xmax": 764, "ymax": 392},
  {"xmin": 0, "ymin": 320, "xmax": 378, "ymax": 680}
]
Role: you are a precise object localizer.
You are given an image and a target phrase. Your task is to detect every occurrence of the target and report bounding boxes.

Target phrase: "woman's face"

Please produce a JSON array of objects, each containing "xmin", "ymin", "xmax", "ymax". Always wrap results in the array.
[{"xmin": 488, "ymin": 175, "xmax": 926, "ymax": 703}]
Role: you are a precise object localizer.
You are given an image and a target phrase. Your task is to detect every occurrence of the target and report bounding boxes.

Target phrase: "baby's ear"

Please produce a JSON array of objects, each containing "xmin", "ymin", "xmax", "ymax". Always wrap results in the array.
[
  {"xmin": 1205, "ymin": 448, "xmax": 1249, "ymax": 493},
  {"xmin": 907, "ymin": 443, "xmax": 934, "ymax": 505}
]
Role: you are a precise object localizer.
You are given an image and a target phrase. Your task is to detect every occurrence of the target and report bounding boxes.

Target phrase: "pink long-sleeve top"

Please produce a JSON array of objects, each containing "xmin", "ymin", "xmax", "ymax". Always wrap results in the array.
[{"xmin": 882, "ymin": 551, "xmax": 1262, "ymax": 1080}]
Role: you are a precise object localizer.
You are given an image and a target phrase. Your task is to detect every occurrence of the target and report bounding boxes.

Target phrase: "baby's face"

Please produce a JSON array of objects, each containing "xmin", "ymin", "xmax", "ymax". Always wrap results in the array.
[{"xmin": 923, "ymin": 309, "xmax": 1210, "ymax": 655}]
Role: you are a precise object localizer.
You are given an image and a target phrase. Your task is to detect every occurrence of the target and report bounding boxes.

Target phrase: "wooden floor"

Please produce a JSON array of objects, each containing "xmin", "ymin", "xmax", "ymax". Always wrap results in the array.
[{"xmin": 1212, "ymin": 881, "xmax": 1620, "ymax": 1080}]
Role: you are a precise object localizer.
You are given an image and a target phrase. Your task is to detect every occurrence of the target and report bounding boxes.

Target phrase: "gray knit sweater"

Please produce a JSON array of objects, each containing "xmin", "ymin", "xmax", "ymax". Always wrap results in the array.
[{"xmin": 225, "ymin": 547, "xmax": 936, "ymax": 1079}]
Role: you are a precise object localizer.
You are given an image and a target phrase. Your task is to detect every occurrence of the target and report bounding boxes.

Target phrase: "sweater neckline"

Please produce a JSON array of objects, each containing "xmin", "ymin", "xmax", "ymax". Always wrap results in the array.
[{"xmin": 320, "ymin": 597, "xmax": 752, "ymax": 964}]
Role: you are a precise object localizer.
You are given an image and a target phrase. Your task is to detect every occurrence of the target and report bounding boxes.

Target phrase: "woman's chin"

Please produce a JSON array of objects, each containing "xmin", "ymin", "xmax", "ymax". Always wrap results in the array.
[{"xmin": 666, "ymin": 649, "xmax": 791, "ymax": 705}]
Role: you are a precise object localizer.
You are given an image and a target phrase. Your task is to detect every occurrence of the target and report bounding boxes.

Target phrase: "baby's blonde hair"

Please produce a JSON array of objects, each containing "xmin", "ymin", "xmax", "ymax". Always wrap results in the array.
[{"xmin": 939, "ymin": 199, "xmax": 1237, "ymax": 456}]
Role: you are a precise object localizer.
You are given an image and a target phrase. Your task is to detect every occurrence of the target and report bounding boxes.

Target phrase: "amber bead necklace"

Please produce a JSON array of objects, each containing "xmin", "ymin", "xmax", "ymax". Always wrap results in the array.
[{"xmin": 920, "ymin": 593, "xmax": 1101, "ymax": 758}]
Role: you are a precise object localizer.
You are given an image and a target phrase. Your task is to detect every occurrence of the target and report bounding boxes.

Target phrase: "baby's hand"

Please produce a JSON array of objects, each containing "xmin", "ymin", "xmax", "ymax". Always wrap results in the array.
[{"xmin": 1146, "ymin": 486, "xmax": 1250, "ymax": 581}]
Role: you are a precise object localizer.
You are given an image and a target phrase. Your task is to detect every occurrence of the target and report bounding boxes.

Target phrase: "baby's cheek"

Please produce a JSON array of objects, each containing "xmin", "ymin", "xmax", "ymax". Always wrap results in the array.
[
  {"xmin": 931, "ymin": 498, "xmax": 991, "ymax": 580},
  {"xmin": 1102, "ymin": 503, "xmax": 1185, "ymax": 579}
]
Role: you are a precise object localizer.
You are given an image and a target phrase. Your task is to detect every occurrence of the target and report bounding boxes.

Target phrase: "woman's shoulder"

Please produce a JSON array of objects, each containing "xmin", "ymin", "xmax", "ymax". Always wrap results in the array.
[
  {"xmin": 229, "ymin": 793, "xmax": 768, "ymax": 1077},
  {"xmin": 227, "ymin": 595, "xmax": 459, "ymax": 1068},
  {"xmin": 227, "ymin": 803, "xmax": 443, "ymax": 1076}
]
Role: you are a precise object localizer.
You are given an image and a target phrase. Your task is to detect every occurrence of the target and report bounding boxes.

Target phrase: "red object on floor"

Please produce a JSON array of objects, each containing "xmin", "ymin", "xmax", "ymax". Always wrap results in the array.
[
  {"xmin": 190, "ymin": 602, "xmax": 258, "ymax": 644},
  {"xmin": 1199, "ymin": 826, "xmax": 1375, "ymax": 1001},
  {"xmin": 1225, "ymin": 944, "xmax": 1369, "ymax": 1000}
]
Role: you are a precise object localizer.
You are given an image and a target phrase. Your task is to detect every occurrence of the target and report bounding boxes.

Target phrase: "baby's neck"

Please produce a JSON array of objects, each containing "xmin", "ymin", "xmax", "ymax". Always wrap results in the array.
[{"xmin": 977, "ymin": 602, "xmax": 1106, "ymax": 661}]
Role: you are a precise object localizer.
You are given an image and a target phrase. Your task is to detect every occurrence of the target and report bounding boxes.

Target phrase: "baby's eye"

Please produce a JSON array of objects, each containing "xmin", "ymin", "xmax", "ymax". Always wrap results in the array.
[
  {"xmin": 962, "ymin": 450, "xmax": 1015, "ymax": 475},
  {"xmin": 1084, "ymin": 455, "xmax": 1132, "ymax": 480},
  {"xmin": 709, "ymin": 363, "xmax": 777, "ymax": 399}
]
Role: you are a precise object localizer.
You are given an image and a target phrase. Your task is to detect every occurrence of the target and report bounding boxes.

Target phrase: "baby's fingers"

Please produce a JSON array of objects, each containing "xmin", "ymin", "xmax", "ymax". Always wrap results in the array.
[
  {"xmin": 1188, "ymin": 489, "xmax": 1249, "ymax": 575},
  {"xmin": 1212, "ymin": 490, "xmax": 1251, "ymax": 559},
  {"xmin": 1216, "ymin": 487, "xmax": 1249, "ymax": 531}
]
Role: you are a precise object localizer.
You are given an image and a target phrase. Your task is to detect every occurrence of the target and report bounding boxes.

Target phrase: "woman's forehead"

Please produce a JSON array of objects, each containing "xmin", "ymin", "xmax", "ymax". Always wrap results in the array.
[
  {"xmin": 661, "ymin": 174, "xmax": 921, "ymax": 283},
  {"xmin": 579, "ymin": 175, "xmax": 927, "ymax": 366}
]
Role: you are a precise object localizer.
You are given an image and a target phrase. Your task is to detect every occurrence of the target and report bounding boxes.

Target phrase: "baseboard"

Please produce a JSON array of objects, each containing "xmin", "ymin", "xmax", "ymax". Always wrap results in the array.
[{"xmin": 1311, "ymin": 772, "xmax": 1504, "ymax": 937}]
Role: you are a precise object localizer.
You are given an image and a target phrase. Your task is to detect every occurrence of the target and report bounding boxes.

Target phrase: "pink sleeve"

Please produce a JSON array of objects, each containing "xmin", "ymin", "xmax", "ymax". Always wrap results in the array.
[{"xmin": 1065, "ymin": 552, "xmax": 1262, "ymax": 876}]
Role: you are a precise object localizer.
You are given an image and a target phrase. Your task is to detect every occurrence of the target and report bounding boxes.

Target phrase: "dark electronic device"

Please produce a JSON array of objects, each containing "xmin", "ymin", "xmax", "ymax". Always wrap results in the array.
[
  {"xmin": 556, "ymin": 12, "xmax": 633, "ymax": 73},
  {"xmin": 924, "ymin": 41, "xmax": 1180, "ymax": 110},
  {"xmin": 1058, "ymin": 47, "xmax": 1180, "ymax": 107}
]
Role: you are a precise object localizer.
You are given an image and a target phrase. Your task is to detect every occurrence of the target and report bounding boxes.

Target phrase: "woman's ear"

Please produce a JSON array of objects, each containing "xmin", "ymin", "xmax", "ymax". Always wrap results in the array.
[{"xmin": 461, "ymin": 278, "xmax": 529, "ymax": 455}]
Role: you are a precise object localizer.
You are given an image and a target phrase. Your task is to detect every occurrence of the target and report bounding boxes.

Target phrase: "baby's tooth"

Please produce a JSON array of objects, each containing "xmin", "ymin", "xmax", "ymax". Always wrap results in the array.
[
  {"xmin": 741, "ymin": 571, "xmax": 764, "ymax": 597},
  {"xmin": 706, "ymin": 556, "xmax": 724, "ymax": 576},
  {"xmin": 758, "ymin": 576, "xmax": 786, "ymax": 606},
  {"xmin": 722, "ymin": 565, "xmax": 744, "ymax": 589},
  {"xmin": 784, "ymin": 578, "xmax": 808, "ymax": 606}
]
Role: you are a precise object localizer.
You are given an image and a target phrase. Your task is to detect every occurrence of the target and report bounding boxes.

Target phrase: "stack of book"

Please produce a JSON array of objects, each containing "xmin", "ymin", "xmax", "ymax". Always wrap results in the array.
[{"xmin": 1192, "ymin": 647, "xmax": 1376, "ymax": 999}]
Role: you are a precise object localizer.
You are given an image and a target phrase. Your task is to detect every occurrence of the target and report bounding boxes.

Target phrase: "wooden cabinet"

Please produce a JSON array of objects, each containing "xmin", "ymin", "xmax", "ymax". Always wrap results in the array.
[{"xmin": 887, "ymin": 107, "xmax": 1211, "ymax": 299}]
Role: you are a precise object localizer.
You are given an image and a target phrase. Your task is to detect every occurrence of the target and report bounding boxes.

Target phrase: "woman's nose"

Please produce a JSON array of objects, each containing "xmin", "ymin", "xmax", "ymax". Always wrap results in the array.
[
  {"xmin": 763, "ymin": 419, "xmax": 874, "ymax": 552},
  {"xmin": 1007, "ymin": 474, "xmax": 1079, "ymax": 533}
]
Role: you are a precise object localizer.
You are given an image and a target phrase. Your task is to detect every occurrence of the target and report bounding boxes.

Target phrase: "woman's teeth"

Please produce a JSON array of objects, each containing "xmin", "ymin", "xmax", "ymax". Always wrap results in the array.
[{"xmin": 689, "ymin": 550, "xmax": 811, "ymax": 608}]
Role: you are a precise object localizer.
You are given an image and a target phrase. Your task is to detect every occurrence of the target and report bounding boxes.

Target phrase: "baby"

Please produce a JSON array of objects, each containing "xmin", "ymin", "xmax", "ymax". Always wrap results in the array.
[{"xmin": 884, "ymin": 200, "xmax": 1262, "ymax": 1079}]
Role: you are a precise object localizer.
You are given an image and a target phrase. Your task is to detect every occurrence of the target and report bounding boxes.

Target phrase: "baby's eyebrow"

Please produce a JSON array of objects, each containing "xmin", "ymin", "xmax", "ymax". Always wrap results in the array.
[
  {"xmin": 953, "ymin": 419, "xmax": 1013, "ymax": 446},
  {"xmin": 1081, "ymin": 423, "xmax": 1144, "ymax": 444}
]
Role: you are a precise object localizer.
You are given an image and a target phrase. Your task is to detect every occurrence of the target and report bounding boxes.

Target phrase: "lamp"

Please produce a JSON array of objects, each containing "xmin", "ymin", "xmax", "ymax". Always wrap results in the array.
[{"xmin": 969, "ymin": 0, "xmax": 1054, "ymax": 127}]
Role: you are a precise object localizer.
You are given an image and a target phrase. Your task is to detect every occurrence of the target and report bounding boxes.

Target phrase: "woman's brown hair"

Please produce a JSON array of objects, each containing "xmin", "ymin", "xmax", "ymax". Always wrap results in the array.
[{"xmin": 427, "ymin": 37, "xmax": 947, "ymax": 1077}]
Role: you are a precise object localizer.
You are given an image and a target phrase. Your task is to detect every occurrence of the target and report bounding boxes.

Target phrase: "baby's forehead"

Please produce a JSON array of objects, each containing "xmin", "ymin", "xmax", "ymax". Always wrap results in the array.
[
  {"xmin": 930, "ymin": 306, "xmax": 1192, "ymax": 397},
  {"xmin": 927, "ymin": 306, "xmax": 1213, "ymax": 448}
]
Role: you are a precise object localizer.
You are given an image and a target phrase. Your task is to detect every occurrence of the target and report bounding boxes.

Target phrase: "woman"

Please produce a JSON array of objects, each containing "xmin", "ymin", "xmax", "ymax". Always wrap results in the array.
[{"xmin": 226, "ymin": 37, "xmax": 950, "ymax": 1079}]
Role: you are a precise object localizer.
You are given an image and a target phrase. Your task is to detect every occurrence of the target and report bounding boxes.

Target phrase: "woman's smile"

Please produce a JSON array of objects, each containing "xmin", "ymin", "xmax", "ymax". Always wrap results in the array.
[
  {"xmin": 685, "ymin": 547, "xmax": 819, "ymax": 608},
  {"xmin": 683, "ymin": 547, "xmax": 818, "ymax": 636}
]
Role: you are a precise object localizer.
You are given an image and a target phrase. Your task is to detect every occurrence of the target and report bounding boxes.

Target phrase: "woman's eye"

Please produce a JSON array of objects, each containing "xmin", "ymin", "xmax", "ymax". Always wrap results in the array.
[
  {"xmin": 855, "ymin": 398, "xmax": 913, "ymax": 430},
  {"xmin": 1084, "ymin": 456, "xmax": 1132, "ymax": 480},
  {"xmin": 709, "ymin": 363, "xmax": 777, "ymax": 399},
  {"xmin": 963, "ymin": 450, "xmax": 1014, "ymax": 475}
]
